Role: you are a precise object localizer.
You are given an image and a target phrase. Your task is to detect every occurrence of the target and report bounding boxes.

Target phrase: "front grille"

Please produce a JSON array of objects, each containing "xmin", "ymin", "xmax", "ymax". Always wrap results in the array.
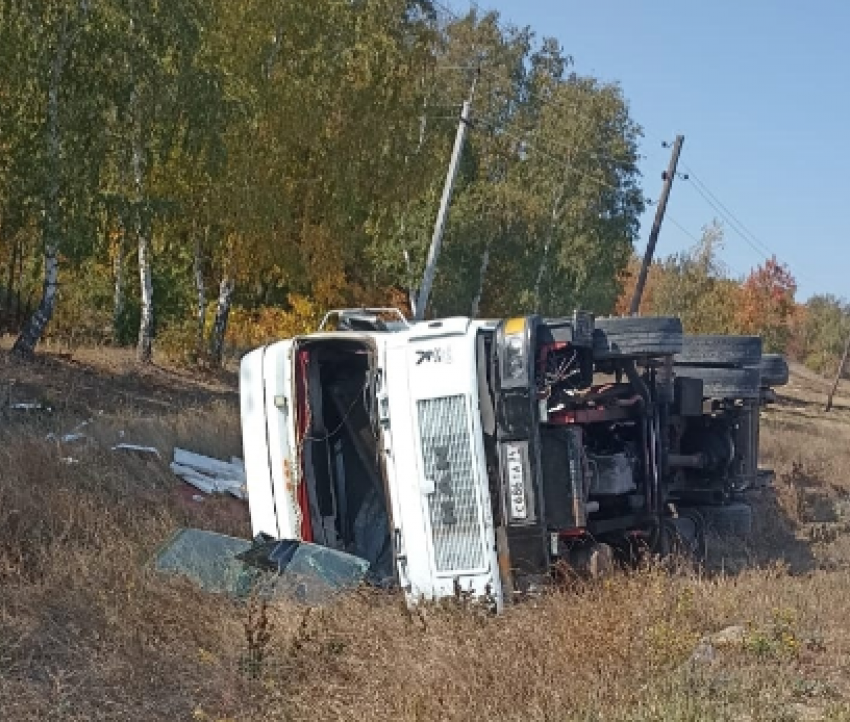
[{"xmin": 417, "ymin": 395, "xmax": 487, "ymax": 574}]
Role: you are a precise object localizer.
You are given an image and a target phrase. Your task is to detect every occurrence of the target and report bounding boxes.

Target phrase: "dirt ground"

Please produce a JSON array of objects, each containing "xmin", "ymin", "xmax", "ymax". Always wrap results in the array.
[
  {"xmin": 4, "ymin": 346, "xmax": 850, "ymax": 721},
  {"xmin": 0, "ymin": 337, "xmax": 239, "ymax": 416}
]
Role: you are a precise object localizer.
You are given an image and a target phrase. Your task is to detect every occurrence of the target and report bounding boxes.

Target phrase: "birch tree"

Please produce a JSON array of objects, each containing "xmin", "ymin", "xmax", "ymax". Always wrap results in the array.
[
  {"xmin": 100, "ymin": 0, "xmax": 213, "ymax": 362},
  {"xmin": 10, "ymin": 0, "xmax": 93, "ymax": 356}
]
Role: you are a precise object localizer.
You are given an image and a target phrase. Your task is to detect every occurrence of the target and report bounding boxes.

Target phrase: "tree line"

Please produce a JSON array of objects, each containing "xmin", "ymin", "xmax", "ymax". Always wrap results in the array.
[
  {"xmin": 619, "ymin": 221, "xmax": 849, "ymax": 376},
  {"xmin": 2, "ymin": 1, "xmax": 843, "ymax": 373},
  {"xmin": 0, "ymin": 0, "xmax": 644, "ymax": 362}
]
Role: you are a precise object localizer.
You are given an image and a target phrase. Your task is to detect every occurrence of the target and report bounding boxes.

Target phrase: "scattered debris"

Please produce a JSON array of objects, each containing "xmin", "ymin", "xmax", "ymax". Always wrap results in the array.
[
  {"xmin": 153, "ymin": 528, "xmax": 370, "ymax": 603},
  {"xmin": 111, "ymin": 443, "xmax": 162, "ymax": 460},
  {"xmin": 59, "ymin": 432, "xmax": 88, "ymax": 444},
  {"xmin": 170, "ymin": 448, "xmax": 247, "ymax": 500},
  {"xmin": 10, "ymin": 402, "xmax": 52, "ymax": 412},
  {"xmin": 46, "ymin": 418, "xmax": 94, "ymax": 444},
  {"xmin": 154, "ymin": 528, "xmax": 254, "ymax": 596}
]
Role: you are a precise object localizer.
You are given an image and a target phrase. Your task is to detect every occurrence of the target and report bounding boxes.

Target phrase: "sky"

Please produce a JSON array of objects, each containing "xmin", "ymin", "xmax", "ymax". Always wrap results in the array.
[{"xmin": 443, "ymin": 0, "xmax": 849, "ymax": 301}]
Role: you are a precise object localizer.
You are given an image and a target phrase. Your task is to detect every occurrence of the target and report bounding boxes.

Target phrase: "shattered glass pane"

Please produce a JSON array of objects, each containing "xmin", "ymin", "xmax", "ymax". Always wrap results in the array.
[
  {"xmin": 153, "ymin": 529, "xmax": 371, "ymax": 604},
  {"xmin": 239, "ymin": 539, "xmax": 371, "ymax": 605},
  {"xmin": 153, "ymin": 528, "xmax": 256, "ymax": 596}
]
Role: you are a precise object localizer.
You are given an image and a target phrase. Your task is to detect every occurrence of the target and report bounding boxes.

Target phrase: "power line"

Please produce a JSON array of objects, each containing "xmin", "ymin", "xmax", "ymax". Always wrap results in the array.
[
  {"xmin": 683, "ymin": 176, "xmax": 816, "ymax": 285},
  {"xmin": 466, "ymin": 98, "xmax": 644, "ymax": 170},
  {"xmin": 661, "ymin": 215, "xmax": 748, "ymax": 279},
  {"xmin": 682, "ymin": 164, "xmax": 776, "ymax": 259},
  {"xmin": 685, "ymin": 179, "xmax": 772, "ymax": 261},
  {"xmin": 472, "ymin": 115, "xmax": 626, "ymax": 195},
  {"xmin": 430, "ymin": 0, "xmax": 464, "ymax": 22},
  {"xmin": 671, "ymin": 161, "xmax": 816, "ymax": 287},
  {"xmin": 666, "ymin": 215, "xmax": 701, "ymax": 245},
  {"xmin": 429, "ymin": 5, "xmax": 641, "ymax": 171},
  {"xmin": 645, "ymin": 134, "xmax": 780, "ymax": 260}
]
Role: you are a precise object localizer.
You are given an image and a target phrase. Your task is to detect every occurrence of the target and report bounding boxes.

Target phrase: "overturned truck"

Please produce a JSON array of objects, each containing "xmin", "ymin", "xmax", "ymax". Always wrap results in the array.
[{"xmin": 240, "ymin": 309, "xmax": 787, "ymax": 608}]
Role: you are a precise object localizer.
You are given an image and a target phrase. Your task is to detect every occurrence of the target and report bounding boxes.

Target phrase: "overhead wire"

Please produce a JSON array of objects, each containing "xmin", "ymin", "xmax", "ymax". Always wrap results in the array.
[
  {"xmin": 682, "ymin": 164, "xmax": 776, "ymax": 258},
  {"xmin": 683, "ymin": 172, "xmax": 773, "ymax": 262},
  {"xmin": 636, "ymin": 138, "xmax": 814, "ymax": 285},
  {"xmin": 427, "ymin": 1, "xmax": 640, "ymax": 168},
  {"xmin": 665, "ymin": 215, "xmax": 701, "ymax": 246},
  {"xmin": 435, "ymin": 4, "xmax": 767, "ymax": 282},
  {"xmin": 644, "ymin": 209, "xmax": 747, "ymax": 279},
  {"xmin": 472, "ymin": 114, "xmax": 627, "ymax": 195}
]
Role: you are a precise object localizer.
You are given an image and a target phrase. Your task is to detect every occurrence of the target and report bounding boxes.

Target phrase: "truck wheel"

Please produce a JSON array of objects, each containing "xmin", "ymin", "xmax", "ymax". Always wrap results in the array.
[
  {"xmin": 698, "ymin": 502, "xmax": 753, "ymax": 537},
  {"xmin": 661, "ymin": 510, "xmax": 707, "ymax": 562},
  {"xmin": 760, "ymin": 354, "xmax": 789, "ymax": 387},
  {"xmin": 675, "ymin": 335, "xmax": 762, "ymax": 368},
  {"xmin": 674, "ymin": 365, "xmax": 762, "ymax": 400},
  {"xmin": 593, "ymin": 316, "xmax": 683, "ymax": 359}
]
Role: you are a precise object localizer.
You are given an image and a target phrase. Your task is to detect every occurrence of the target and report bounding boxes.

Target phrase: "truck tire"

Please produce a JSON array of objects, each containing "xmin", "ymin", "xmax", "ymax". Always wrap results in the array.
[
  {"xmin": 698, "ymin": 502, "xmax": 753, "ymax": 537},
  {"xmin": 593, "ymin": 316, "xmax": 683, "ymax": 359},
  {"xmin": 760, "ymin": 354, "xmax": 789, "ymax": 387},
  {"xmin": 661, "ymin": 509, "xmax": 707, "ymax": 562},
  {"xmin": 674, "ymin": 365, "xmax": 762, "ymax": 400},
  {"xmin": 675, "ymin": 335, "xmax": 762, "ymax": 368}
]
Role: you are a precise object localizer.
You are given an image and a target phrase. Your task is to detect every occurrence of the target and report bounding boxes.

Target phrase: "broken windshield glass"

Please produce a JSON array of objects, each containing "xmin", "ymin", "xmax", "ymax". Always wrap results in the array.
[
  {"xmin": 153, "ymin": 528, "xmax": 256, "ymax": 596},
  {"xmin": 153, "ymin": 528, "xmax": 371, "ymax": 604}
]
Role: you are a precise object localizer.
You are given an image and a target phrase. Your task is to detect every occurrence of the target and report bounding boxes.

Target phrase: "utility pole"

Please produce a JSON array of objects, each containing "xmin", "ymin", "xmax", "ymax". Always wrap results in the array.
[
  {"xmin": 825, "ymin": 327, "xmax": 850, "ymax": 411},
  {"xmin": 414, "ymin": 79, "xmax": 476, "ymax": 321},
  {"xmin": 629, "ymin": 134, "xmax": 685, "ymax": 315}
]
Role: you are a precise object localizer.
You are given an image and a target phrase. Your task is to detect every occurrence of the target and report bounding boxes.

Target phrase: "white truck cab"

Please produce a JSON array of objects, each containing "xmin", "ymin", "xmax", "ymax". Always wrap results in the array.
[{"xmin": 239, "ymin": 310, "xmax": 503, "ymax": 606}]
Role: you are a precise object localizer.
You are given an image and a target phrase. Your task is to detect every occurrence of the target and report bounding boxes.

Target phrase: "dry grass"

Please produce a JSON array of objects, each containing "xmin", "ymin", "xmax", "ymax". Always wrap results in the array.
[{"xmin": 4, "ymin": 348, "xmax": 850, "ymax": 720}]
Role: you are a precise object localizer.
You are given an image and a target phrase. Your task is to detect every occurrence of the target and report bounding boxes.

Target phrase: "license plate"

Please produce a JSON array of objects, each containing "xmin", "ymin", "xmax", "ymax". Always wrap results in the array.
[{"xmin": 505, "ymin": 443, "xmax": 527, "ymax": 521}]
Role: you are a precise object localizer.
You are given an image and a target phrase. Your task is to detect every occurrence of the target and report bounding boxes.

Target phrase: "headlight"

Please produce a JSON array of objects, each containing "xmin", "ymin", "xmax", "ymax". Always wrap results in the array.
[
  {"xmin": 505, "ymin": 334, "xmax": 525, "ymax": 379},
  {"xmin": 500, "ymin": 318, "xmax": 529, "ymax": 385}
]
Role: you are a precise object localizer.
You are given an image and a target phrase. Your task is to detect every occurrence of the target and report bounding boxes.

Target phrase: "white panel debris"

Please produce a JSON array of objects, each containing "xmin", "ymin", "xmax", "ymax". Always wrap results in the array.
[
  {"xmin": 171, "ymin": 448, "xmax": 248, "ymax": 500},
  {"xmin": 11, "ymin": 402, "xmax": 52, "ymax": 412}
]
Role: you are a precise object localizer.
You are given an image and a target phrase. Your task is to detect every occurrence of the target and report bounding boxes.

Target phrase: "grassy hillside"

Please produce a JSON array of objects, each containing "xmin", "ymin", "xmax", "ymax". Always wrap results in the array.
[{"xmin": 3, "ymin": 349, "xmax": 850, "ymax": 721}]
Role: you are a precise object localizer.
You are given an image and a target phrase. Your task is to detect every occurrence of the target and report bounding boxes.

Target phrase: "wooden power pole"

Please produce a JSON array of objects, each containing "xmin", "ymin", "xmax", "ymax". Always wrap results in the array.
[
  {"xmin": 825, "ymin": 327, "xmax": 850, "ymax": 411},
  {"xmin": 629, "ymin": 134, "xmax": 685, "ymax": 315}
]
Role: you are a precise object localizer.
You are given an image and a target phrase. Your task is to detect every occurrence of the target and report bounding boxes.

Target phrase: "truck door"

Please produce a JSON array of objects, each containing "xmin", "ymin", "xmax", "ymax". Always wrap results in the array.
[{"xmin": 240, "ymin": 340, "xmax": 302, "ymax": 540}]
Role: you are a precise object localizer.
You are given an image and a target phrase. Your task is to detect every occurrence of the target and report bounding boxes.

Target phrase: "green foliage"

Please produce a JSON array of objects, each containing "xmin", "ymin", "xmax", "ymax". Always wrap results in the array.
[
  {"xmin": 0, "ymin": 1, "xmax": 647, "ymax": 356},
  {"xmin": 47, "ymin": 260, "xmax": 114, "ymax": 348},
  {"xmin": 652, "ymin": 221, "xmax": 742, "ymax": 335},
  {"xmin": 794, "ymin": 295, "xmax": 850, "ymax": 375}
]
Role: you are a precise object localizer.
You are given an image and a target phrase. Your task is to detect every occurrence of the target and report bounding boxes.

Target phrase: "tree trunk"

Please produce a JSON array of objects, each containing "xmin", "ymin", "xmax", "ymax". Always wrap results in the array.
[
  {"xmin": 532, "ymin": 239, "xmax": 550, "ymax": 312},
  {"xmin": 470, "ymin": 242, "xmax": 491, "ymax": 318},
  {"xmin": 4, "ymin": 230, "xmax": 18, "ymax": 332},
  {"xmin": 15, "ymin": 238, "xmax": 24, "ymax": 327},
  {"xmin": 194, "ymin": 227, "xmax": 206, "ymax": 348},
  {"xmin": 113, "ymin": 217, "xmax": 127, "ymax": 342},
  {"xmin": 136, "ymin": 212, "xmax": 154, "ymax": 363},
  {"xmin": 130, "ymin": 85, "xmax": 155, "ymax": 364},
  {"xmin": 133, "ymin": 134, "xmax": 154, "ymax": 364},
  {"xmin": 13, "ymin": 246, "xmax": 59, "ymax": 356},
  {"xmin": 13, "ymin": 16, "xmax": 69, "ymax": 357},
  {"xmin": 533, "ymin": 195, "xmax": 564, "ymax": 313},
  {"xmin": 209, "ymin": 276, "xmax": 234, "ymax": 365}
]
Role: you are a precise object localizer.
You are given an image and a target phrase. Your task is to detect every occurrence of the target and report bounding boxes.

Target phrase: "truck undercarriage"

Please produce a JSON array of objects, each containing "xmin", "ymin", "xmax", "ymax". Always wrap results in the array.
[{"xmin": 478, "ymin": 315, "xmax": 785, "ymax": 596}]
